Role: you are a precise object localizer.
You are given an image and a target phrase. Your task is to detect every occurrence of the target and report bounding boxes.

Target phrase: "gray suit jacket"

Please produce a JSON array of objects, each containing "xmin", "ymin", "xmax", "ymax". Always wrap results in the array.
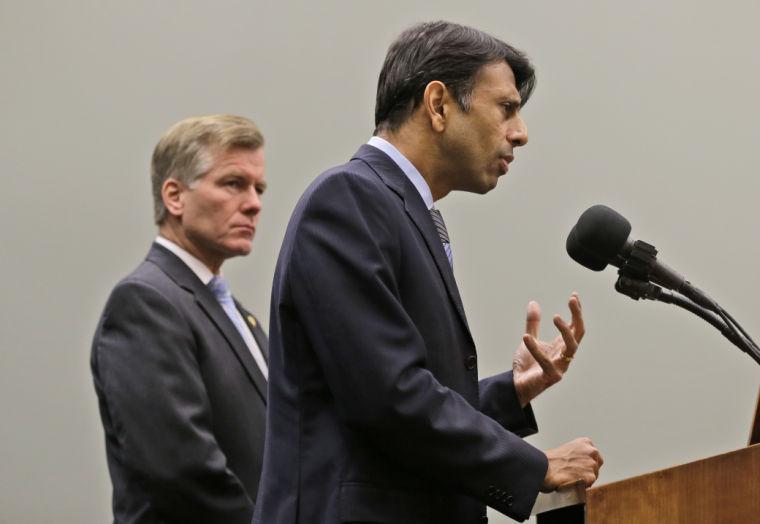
[{"xmin": 92, "ymin": 243, "xmax": 267, "ymax": 524}]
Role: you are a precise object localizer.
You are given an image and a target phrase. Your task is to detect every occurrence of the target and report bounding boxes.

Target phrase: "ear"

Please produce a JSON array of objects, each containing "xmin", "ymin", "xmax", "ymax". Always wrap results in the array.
[
  {"xmin": 162, "ymin": 178, "xmax": 186, "ymax": 218},
  {"xmin": 422, "ymin": 81, "xmax": 449, "ymax": 133}
]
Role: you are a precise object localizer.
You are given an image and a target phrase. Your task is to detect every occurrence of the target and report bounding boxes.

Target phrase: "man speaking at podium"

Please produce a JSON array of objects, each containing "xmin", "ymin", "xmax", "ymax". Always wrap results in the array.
[{"xmin": 256, "ymin": 21, "xmax": 603, "ymax": 523}]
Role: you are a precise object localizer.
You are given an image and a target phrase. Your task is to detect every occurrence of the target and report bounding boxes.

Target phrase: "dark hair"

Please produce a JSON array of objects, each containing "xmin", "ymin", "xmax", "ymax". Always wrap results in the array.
[{"xmin": 374, "ymin": 21, "xmax": 536, "ymax": 133}]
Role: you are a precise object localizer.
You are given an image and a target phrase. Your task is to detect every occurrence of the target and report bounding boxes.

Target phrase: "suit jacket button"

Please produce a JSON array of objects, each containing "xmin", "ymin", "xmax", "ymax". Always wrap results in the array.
[
  {"xmin": 465, "ymin": 355, "xmax": 477, "ymax": 370},
  {"xmin": 507, "ymin": 495, "xmax": 514, "ymax": 506}
]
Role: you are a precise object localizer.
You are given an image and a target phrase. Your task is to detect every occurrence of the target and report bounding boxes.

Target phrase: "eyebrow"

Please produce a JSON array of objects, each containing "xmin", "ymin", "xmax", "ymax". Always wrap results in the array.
[
  {"xmin": 499, "ymin": 96, "xmax": 522, "ymax": 108},
  {"xmin": 221, "ymin": 171, "xmax": 268, "ymax": 191}
]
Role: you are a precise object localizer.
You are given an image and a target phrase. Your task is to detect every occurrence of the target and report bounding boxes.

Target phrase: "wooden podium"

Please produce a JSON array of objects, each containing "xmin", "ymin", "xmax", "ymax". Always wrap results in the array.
[{"xmin": 534, "ymin": 388, "xmax": 760, "ymax": 523}]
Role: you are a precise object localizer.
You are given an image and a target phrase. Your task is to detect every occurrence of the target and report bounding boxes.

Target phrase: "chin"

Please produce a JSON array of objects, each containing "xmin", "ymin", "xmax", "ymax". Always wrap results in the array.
[
  {"xmin": 225, "ymin": 241, "xmax": 253, "ymax": 257},
  {"xmin": 457, "ymin": 173, "xmax": 498, "ymax": 195},
  {"xmin": 480, "ymin": 175, "xmax": 500, "ymax": 193}
]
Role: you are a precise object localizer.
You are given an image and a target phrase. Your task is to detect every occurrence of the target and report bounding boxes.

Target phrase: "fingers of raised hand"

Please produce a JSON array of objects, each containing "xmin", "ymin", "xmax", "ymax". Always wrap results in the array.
[
  {"xmin": 568, "ymin": 292, "xmax": 585, "ymax": 342},
  {"xmin": 553, "ymin": 315, "xmax": 578, "ymax": 361},
  {"xmin": 522, "ymin": 334, "xmax": 550, "ymax": 368},
  {"xmin": 522, "ymin": 334, "xmax": 561, "ymax": 382},
  {"xmin": 524, "ymin": 300, "xmax": 542, "ymax": 338}
]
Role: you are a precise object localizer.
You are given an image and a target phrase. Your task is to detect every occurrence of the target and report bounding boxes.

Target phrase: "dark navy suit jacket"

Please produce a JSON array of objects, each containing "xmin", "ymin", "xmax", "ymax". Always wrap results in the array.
[
  {"xmin": 91, "ymin": 243, "xmax": 268, "ymax": 523},
  {"xmin": 255, "ymin": 145, "xmax": 548, "ymax": 523}
]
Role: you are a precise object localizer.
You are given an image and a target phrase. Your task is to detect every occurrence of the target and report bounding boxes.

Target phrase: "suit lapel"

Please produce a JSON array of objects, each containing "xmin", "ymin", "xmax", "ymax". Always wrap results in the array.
[
  {"xmin": 146, "ymin": 243, "xmax": 267, "ymax": 402},
  {"xmin": 236, "ymin": 301, "xmax": 269, "ymax": 363},
  {"xmin": 352, "ymin": 146, "xmax": 474, "ymax": 344},
  {"xmin": 195, "ymin": 293, "xmax": 268, "ymax": 402},
  {"xmin": 403, "ymin": 193, "xmax": 474, "ymax": 343}
]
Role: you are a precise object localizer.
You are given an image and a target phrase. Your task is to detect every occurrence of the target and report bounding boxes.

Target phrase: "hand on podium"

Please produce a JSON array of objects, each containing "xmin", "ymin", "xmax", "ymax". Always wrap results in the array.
[{"xmin": 541, "ymin": 437, "xmax": 604, "ymax": 492}]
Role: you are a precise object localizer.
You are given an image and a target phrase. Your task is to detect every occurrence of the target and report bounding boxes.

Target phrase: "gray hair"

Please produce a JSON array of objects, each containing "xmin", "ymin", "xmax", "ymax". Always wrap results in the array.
[{"xmin": 151, "ymin": 114, "xmax": 265, "ymax": 224}]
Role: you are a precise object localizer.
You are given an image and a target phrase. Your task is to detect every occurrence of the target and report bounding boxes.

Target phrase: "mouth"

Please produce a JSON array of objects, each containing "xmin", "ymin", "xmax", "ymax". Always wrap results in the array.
[
  {"xmin": 233, "ymin": 224, "xmax": 256, "ymax": 237},
  {"xmin": 499, "ymin": 155, "xmax": 514, "ymax": 175}
]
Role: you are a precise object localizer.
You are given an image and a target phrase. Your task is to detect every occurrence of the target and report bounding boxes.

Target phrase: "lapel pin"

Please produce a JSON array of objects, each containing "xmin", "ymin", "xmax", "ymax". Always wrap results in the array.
[{"xmin": 247, "ymin": 315, "xmax": 257, "ymax": 327}]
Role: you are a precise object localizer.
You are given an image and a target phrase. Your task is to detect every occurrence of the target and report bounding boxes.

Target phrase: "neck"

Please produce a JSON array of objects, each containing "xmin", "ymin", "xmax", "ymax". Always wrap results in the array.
[
  {"xmin": 377, "ymin": 123, "xmax": 451, "ymax": 201},
  {"xmin": 158, "ymin": 221, "xmax": 222, "ymax": 274}
]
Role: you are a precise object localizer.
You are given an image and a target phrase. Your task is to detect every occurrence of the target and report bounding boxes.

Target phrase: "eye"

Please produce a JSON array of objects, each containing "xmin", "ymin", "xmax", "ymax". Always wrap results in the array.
[
  {"xmin": 502, "ymin": 102, "xmax": 517, "ymax": 117},
  {"xmin": 224, "ymin": 178, "xmax": 244, "ymax": 189},
  {"xmin": 255, "ymin": 184, "xmax": 266, "ymax": 196}
]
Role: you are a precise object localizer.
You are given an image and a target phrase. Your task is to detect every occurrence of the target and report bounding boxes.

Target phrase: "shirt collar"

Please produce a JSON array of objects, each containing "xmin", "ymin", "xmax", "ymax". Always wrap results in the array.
[
  {"xmin": 367, "ymin": 136, "xmax": 434, "ymax": 210},
  {"xmin": 155, "ymin": 236, "xmax": 216, "ymax": 285}
]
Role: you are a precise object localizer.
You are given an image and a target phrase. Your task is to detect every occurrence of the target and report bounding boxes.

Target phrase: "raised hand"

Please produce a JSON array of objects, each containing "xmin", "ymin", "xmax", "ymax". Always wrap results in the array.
[{"xmin": 512, "ymin": 292, "xmax": 585, "ymax": 407}]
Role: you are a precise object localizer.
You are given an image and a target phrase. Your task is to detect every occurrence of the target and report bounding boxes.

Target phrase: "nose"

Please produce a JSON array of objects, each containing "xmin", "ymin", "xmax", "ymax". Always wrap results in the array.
[
  {"xmin": 241, "ymin": 187, "xmax": 262, "ymax": 215},
  {"xmin": 507, "ymin": 114, "xmax": 528, "ymax": 147}
]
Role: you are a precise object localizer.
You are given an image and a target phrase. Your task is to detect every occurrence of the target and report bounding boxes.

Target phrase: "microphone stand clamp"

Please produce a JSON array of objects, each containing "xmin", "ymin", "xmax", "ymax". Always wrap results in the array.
[{"xmin": 618, "ymin": 239, "xmax": 658, "ymax": 282}]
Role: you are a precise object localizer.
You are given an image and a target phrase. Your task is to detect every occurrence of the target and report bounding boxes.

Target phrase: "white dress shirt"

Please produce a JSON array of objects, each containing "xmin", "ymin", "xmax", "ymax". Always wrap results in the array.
[{"xmin": 155, "ymin": 235, "xmax": 268, "ymax": 379}]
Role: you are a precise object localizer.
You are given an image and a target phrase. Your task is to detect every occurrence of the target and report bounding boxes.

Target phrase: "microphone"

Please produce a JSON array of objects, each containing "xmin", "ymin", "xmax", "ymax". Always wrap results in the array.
[
  {"xmin": 566, "ymin": 204, "xmax": 689, "ymax": 296},
  {"xmin": 565, "ymin": 204, "xmax": 760, "ymax": 365}
]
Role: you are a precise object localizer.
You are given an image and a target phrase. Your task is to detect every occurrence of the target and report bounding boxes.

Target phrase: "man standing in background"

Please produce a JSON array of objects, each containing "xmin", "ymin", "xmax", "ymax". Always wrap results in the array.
[
  {"xmin": 91, "ymin": 114, "xmax": 269, "ymax": 523},
  {"xmin": 256, "ymin": 21, "xmax": 602, "ymax": 523}
]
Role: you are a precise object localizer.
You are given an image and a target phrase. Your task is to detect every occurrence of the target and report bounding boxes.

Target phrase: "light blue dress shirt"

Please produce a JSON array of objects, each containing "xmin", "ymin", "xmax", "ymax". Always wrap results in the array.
[{"xmin": 367, "ymin": 136, "xmax": 434, "ymax": 210}]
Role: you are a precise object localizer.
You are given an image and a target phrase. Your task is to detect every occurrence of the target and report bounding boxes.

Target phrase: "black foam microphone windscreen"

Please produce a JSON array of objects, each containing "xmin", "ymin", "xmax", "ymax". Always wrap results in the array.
[{"xmin": 566, "ymin": 205, "xmax": 632, "ymax": 271}]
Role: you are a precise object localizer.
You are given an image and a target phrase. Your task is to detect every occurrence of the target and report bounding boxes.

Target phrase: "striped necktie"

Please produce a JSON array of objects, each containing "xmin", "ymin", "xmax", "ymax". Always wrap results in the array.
[{"xmin": 429, "ymin": 207, "xmax": 453, "ymax": 268}]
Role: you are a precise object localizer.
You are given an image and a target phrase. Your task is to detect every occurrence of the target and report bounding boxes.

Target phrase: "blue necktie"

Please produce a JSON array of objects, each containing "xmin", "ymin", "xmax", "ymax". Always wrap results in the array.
[
  {"xmin": 429, "ymin": 207, "xmax": 453, "ymax": 268},
  {"xmin": 208, "ymin": 276, "xmax": 252, "ymax": 347}
]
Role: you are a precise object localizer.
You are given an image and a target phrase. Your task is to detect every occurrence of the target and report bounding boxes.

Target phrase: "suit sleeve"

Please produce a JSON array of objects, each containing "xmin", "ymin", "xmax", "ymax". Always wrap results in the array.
[
  {"xmin": 288, "ymin": 172, "xmax": 547, "ymax": 521},
  {"xmin": 479, "ymin": 371, "xmax": 539, "ymax": 438},
  {"xmin": 92, "ymin": 280, "xmax": 252, "ymax": 524}
]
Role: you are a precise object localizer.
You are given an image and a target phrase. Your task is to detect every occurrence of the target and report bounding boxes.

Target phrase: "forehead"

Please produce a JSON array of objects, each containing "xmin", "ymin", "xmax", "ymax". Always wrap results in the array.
[
  {"xmin": 210, "ymin": 146, "xmax": 265, "ymax": 172},
  {"xmin": 472, "ymin": 61, "xmax": 520, "ymax": 102}
]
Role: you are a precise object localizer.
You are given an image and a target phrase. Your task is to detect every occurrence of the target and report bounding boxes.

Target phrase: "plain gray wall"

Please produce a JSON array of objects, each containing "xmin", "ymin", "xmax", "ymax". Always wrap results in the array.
[{"xmin": 2, "ymin": 1, "xmax": 759, "ymax": 522}]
